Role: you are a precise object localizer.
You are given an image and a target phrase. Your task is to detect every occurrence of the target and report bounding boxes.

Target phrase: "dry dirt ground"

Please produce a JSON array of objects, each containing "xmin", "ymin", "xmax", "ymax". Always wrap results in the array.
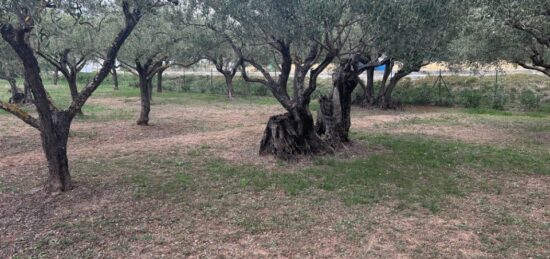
[{"xmin": 1, "ymin": 95, "xmax": 549, "ymax": 258}]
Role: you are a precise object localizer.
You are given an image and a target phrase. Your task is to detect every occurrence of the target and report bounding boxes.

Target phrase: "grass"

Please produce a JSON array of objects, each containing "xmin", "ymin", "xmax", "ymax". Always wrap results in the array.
[
  {"xmin": 69, "ymin": 132, "xmax": 548, "ymax": 217},
  {"xmin": 2, "ymin": 74, "xmax": 549, "ymax": 258}
]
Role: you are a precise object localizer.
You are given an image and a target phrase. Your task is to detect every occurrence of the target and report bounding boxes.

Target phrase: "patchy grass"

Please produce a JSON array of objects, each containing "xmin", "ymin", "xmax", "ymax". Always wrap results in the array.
[{"xmin": 1, "ymin": 78, "xmax": 549, "ymax": 258}]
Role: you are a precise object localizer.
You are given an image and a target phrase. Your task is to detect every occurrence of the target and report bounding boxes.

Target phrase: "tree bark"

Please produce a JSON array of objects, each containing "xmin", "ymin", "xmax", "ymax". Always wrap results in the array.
[
  {"xmin": 137, "ymin": 73, "xmax": 152, "ymax": 126},
  {"xmin": 378, "ymin": 70, "xmax": 411, "ymax": 110},
  {"xmin": 157, "ymin": 69, "xmax": 163, "ymax": 93},
  {"xmin": 260, "ymin": 106, "xmax": 333, "ymax": 160},
  {"xmin": 112, "ymin": 67, "xmax": 119, "ymax": 90},
  {"xmin": 362, "ymin": 67, "xmax": 375, "ymax": 106},
  {"xmin": 66, "ymin": 73, "xmax": 83, "ymax": 115},
  {"xmin": 23, "ymin": 81, "xmax": 33, "ymax": 103},
  {"xmin": 224, "ymin": 73, "xmax": 234, "ymax": 100},
  {"xmin": 317, "ymin": 73, "xmax": 359, "ymax": 145},
  {"xmin": 41, "ymin": 111, "xmax": 73, "ymax": 193}
]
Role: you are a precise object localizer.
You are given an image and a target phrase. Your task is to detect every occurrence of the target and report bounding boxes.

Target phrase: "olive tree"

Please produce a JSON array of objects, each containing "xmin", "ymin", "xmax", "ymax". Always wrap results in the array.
[
  {"xmin": 195, "ymin": 0, "xmax": 356, "ymax": 159},
  {"xmin": 0, "ymin": 0, "xmax": 170, "ymax": 193},
  {"xmin": 189, "ymin": 27, "xmax": 241, "ymax": 100},
  {"xmin": 118, "ymin": 9, "xmax": 197, "ymax": 126},
  {"xmin": 0, "ymin": 41, "xmax": 28, "ymax": 103},
  {"xmin": 453, "ymin": 0, "xmax": 550, "ymax": 77},
  {"xmin": 36, "ymin": 15, "xmax": 105, "ymax": 114},
  {"xmin": 371, "ymin": 0, "xmax": 464, "ymax": 109}
]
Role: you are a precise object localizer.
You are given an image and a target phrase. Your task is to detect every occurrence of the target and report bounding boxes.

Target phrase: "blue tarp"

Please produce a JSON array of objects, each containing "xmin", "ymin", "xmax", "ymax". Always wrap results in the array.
[{"xmin": 375, "ymin": 64, "xmax": 386, "ymax": 71}]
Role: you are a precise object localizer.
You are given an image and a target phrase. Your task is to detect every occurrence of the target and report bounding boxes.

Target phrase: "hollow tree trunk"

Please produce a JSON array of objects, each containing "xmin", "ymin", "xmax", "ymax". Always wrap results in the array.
[
  {"xmin": 224, "ymin": 73, "xmax": 235, "ymax": 100},
  {"xmin": 112, "ymin": 67, "xmax": 119, "ymax": 90},
  {"xmin": 41, "ymin": 111, "xmax": 73, "ymax": 193},
  {"xmin": 137, "ymin": 74, "xmax": 152, "ymax": 125},
  {"xmin": 157, "ymin": 69, "xmax": 163, "ymax": 93},
  {"xmin": 260, "ymin": 106, "xmax": 332, "ymax": 160}
]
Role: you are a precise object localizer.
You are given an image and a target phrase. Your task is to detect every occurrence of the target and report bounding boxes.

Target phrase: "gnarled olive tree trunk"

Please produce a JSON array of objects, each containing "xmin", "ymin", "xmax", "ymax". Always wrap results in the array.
[
  {"xmin": 317, "ymin": 70, "xmax": 360, "ymax": 145},
  {"xmin": 260, "ymin": 106, "xmax": 332, "ymax": 160}
]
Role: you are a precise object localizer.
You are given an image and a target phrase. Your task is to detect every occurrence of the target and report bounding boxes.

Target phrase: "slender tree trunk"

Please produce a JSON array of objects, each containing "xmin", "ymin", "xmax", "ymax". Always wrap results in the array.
[
  {"xmin": 7, "ymin": 78, "xmax": 25, "ymax": 104},
  {"xmin": 8, "ymin": 78, "xmax": 19, "ymax": 94},
  {"xmin": 378, "ymin": 69, "xmax": 410, "ymax": 110},
  {"xmin": 112, "ymin": 67, "xmax": 119, "ymax": 90},
  {"xmin": 53, "ymin": 69, "xmax": 59, "ymax": 85},
  {"xmin": 379, "ymin": 78, "xmax": 400, "ymax": 110},
  {"xmin": 364, "ymin": 67, "xmax": 375, "ymax": 106},
  {"xmin": 353, "ymin": 67, "xmax": 375, "ymax": 107},
  {"xmin": 137, "ymin": 74, "xmax": 152, "ymax": 125},
  {"xmin": 157, "ymin": 69, "xmax": 163, "ymax": 93},
  {"xmin": 376, "ymin": 62, "xmax": 394, "ymax": 105},
  {"xmin": 224, "ymin": 73, "xmax": 234, "ymax": 100},
  {"xmin": 260, "ymin": 105, "xmax": 332, "ymax": 160},
  {"xmin": 41, "ymin": 111, "xmax": 73, "ymax": 193}
]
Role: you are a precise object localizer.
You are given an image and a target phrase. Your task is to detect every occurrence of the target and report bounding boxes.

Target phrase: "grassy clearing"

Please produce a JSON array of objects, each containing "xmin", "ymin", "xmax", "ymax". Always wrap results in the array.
[
  {"xmin": 69, "ymin": 133, "xmax": 548, "ymax": 216},
  {"xmin": 1, "ymin": 75, "xmax": 549, "ymax": 258}
]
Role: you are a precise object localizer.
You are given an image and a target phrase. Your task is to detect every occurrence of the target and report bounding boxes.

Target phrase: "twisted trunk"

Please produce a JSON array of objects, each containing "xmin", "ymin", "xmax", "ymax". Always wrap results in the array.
[
  {"xmin": 317, "ymin": 71, "xmax": 360, "ymax": 145},
  {"xmin": 260, "ymin": 106, "xmax": 332, "ymax": 160}
]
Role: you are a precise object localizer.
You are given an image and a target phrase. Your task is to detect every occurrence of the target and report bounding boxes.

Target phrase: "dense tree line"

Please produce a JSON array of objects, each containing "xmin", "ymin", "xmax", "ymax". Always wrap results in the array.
[{"xmin": 0, "ymin": 0, "xmax": 548, "ymax": 193}]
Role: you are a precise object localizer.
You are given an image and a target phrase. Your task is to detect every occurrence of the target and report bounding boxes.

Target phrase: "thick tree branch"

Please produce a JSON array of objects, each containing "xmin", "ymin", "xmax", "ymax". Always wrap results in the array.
[{"xmin": 0, "ymin": 100, "xmax": 40, "ymax": 129}]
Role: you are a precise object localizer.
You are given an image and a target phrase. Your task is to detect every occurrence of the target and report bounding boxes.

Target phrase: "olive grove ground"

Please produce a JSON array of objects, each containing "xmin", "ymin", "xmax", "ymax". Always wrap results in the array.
[{"xmin": 0, "ymin": 82, "xmax": 549, "ymax": 257}]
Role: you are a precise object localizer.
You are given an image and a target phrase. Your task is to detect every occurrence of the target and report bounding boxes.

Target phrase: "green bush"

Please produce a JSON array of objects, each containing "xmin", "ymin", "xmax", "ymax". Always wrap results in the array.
[
  {"xmin": 394, "ymin": 83, "xmax": 433, "ymax": 105},
  {"xmin": 460, "ymin": 89, "xmax": 482, "ymax": 108},
  {"xmin": 519, "ymin": 89, "xmax": 541, "ymax": 111},
  {"xmin": 491, "ymin": 88, "xmax": 507, "ymax": 110}
]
